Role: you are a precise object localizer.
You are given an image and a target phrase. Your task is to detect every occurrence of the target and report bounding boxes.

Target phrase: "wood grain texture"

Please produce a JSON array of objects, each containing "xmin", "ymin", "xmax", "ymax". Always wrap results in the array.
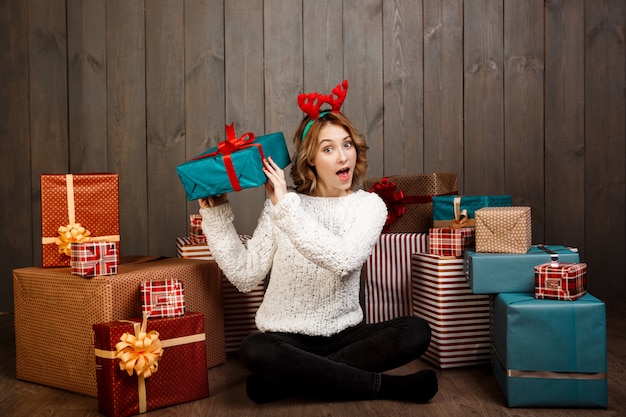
[
  {"xmin": 503, "ymin": 0, "xmax": 545, "ymax": 242},
  {"xmin": 0, "ymin": 1, "xmax": 625, "ymax": 310},
  {"xmin": 0, "ymin": 0, "xmax": 31, "ymax": 311},
  {"xmin": 544, "ymin": 0, "xmax": 585, "ymax": 253},
  {"xmin": 107, "ymin": 0, "xmax": 148, "ymax": 258},
  {"xmin": 463, "ymin": 0, "xmax": 505, "ymax": 195},
  {"xmin": 382, "ymin": 0, "xmax": 423, "ymax": 175},
  {"xmin": 1, "ymin": 303, "xmax": 625, "ymax": 416},
  {"xmin": 423, "ymin": 0, "xmax": 464, "ymax": 181},
  {"xmin": 583, "ymin": 0, "xmax": 626, "ymax": 298}
]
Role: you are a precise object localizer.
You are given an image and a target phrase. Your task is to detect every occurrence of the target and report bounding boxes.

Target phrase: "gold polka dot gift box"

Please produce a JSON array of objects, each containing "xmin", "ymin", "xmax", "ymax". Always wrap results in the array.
[
  {"xmin": 40, "ymin": 173, "xmax": 120, "ymax": 268},
  {"xmin": 474, "ymin": 206, "xmax": 532, "ymax": 254},
  {"xmin": 93, "ymin": 312, "xmax": 209, "ymax": 417}
]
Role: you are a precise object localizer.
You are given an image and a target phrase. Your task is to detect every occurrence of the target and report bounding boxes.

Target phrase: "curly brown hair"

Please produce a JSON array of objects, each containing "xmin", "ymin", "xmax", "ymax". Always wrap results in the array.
[{"xmin": 290, "ymin": 112, "xmax": 369, "ymax": 195}]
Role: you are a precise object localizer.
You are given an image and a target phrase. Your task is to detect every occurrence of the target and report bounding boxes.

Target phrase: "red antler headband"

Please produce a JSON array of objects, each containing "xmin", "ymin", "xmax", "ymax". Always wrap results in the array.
[{"xmin": 297, "ymin": 80, "xmax": 349, "ymax": 140}]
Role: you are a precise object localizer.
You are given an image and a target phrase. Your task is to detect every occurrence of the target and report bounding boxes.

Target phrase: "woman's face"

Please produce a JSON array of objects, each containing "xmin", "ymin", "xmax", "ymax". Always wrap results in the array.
[{"xmin": 310, "ymin": 123, "xmax": 357, "ymax": 197}]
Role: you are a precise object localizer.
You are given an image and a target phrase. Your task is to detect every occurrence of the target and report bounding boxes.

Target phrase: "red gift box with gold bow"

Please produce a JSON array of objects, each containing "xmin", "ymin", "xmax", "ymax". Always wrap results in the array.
[
  {"xmin": 93, "ymin": 312, "xmax": 209, "ymax": 417},
  {"xmin": 40, "ymin": 173, "xmax": 120, "ymax": 267},
  {"xmin": 365, "ymin": 173, "xmax": 458, "ymax": 233}
]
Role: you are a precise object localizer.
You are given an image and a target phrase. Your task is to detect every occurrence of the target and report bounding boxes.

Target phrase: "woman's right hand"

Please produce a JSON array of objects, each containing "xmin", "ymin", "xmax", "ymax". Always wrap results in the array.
[{"xmin": 198, "ymin": 194, "xmax": 229, "ymax": 208}]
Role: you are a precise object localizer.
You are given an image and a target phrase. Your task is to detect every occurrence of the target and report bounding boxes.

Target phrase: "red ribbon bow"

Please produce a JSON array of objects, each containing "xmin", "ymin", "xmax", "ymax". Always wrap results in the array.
[
  {"xmin": 193, "ymin": 123, "xmax": 263, "ymax": 192},
  {"xmin": 369, "ymin": 178, "xmax": 407, "ymax": 230}
]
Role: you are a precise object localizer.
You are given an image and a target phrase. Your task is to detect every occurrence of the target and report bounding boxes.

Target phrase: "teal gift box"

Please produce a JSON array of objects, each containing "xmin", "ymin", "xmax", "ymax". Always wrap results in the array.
[
  {"xmin": 432, "ymin": 195, "xmax": 511, "ymax": 228},
  {"xmin": 176, "ymin": 124, "xmax": 291, "ymax": 200},
  {"xmin": 492, "ymin": 292, "xmax": 607, "ymax": 408},
  {"xmin": 464, "ymin": 245, "xmax": 579, "ymax": 294}
]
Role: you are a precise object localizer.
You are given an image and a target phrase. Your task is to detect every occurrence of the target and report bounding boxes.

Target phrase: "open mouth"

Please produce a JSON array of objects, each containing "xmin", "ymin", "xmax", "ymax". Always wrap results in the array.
[{"xmin": 337, "ymin": 167, "xmax": 351, "ymax": 181}]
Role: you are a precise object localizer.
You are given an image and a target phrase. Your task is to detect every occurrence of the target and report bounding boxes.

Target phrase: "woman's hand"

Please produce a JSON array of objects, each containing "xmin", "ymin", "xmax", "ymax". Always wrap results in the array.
[
  {"xmin": 263, "ymin": 156, "xmax": 287, "ymax": 205},
  {"xmin": 198, "ymin": 194, "xmax": 229, "ymax": 209}
]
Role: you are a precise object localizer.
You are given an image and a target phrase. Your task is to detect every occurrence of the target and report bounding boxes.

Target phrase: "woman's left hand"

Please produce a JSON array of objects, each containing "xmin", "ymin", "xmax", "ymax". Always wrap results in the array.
[{"xmin": 263, "ymin": 156, "xmax": 287, "ymax": 205}]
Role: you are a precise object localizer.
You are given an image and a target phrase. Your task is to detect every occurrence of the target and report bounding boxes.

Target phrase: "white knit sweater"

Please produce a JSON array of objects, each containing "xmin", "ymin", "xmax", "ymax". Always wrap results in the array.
[{"xmin": 199, "ymin": 190, "xmax": 387, "ymax": 336}]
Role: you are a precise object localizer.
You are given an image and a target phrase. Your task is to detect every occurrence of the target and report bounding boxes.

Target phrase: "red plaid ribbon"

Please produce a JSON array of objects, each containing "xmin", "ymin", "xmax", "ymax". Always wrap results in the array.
[
  {"xmin": 428, "ymin": 227, "xmax": 475, "ymax": 257},
  {"xmin": 189, "ymin": 214, "xmax": 206, "ymax": 244},
  {"xmin": 141, "ymin": 280, "xmax": 186, "ymax": 318},
  {"xmin": 70, "ymin": 241, "xmax": 118, "ymax": 277},
  {"xmin": 534, "ymin": 262, "xmax": 587, "ymax": 301}
]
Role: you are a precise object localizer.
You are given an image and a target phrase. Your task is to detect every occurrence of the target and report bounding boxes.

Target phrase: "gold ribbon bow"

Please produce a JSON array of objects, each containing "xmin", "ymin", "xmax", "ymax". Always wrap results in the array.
[
  {"xmin": 449, "ymin": 197, "xmax": 469, "ymax": 229},
  {"xmin": 55, "ymin": 223, "xmax": 91, "ymax": 256},
  {"xmin": 116, "ymin": 315, "xmax": 163, "ymax": 378}
]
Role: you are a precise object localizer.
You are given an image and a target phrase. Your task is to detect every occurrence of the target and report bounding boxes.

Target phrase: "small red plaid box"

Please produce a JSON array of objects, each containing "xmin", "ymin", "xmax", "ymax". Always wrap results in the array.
[
  {"xmin": 189, "ymin": 214, "xmax": 206, "ymax": 244},
  {"xmin": 428, "ymin": 227, "xmax": 475, "ymax": 257},
  {"xmin": 534, "ymin": 261, "xmax": 587, "ymax": 301},
  {"xmin": 141, "ymin": 280, "xmax": 185, "ymax": 318},
  {"xmin": 70, "ymin": 242, "xmax": 118, "ymax": 277}
]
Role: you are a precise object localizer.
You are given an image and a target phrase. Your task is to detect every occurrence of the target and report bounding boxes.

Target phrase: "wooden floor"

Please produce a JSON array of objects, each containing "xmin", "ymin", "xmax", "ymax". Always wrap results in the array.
[{"xmin": 1, "ymin": 301, "xmax": 624, "ymax": 417}]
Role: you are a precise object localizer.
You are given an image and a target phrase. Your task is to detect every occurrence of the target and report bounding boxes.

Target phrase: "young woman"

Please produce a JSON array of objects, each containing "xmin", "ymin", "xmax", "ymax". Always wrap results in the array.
[{"xmin": 198, "ymin": 82, "xmax": 437, "ymax": 404}]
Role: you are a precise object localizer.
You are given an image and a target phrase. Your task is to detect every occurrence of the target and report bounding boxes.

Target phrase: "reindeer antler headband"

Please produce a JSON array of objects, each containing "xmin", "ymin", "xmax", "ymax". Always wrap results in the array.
[{"xmin": 297, "ymin": 80, "xmax": 349, "ymax": 140}]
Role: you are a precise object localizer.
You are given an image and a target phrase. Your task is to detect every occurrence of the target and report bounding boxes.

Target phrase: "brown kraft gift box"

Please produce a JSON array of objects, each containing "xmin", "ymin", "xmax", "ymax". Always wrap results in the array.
[
  {"xmin": 364, "ymin": 172, "xmax": 458, "ymax": 233},
  {"xmin": 13, "ymin": 257, "xmax": 225, "ymax": 397},
  {"xmin": 40, "ymin": 173, "xmax": 120, "ymax": 267}
]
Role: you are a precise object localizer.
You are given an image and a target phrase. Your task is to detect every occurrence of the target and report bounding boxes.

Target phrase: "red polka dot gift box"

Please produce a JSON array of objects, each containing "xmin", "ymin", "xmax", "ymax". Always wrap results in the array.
[
  {"xmin": 93, "ymin": 312, "xmax": 209, "ymax": 417},
  {"xmin": 40, "ymin": 173, "xmax": 120, "ymax": 268}
]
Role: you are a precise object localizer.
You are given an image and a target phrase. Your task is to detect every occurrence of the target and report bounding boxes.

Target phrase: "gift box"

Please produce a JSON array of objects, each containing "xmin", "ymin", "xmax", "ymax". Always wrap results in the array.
[
  {"xmin": 13, "ymin": 257, "xmax": 225, "ymax": 397},
  {"xmin": 71, "ymin": 241, "xmax": 118, "ymax": 277},
  {"xmin": 491, "ymin": 292, "xmax": 607, "ymax": 408},
  {"xmin": 474, "ymin": 206, "xmax": 532, "ymax": 253},
  {"xmin": 93, "ymin": 312, "xmax": 209, "ymax": 417},
  {"xmin": 363, "ymin": 233, "xmax": 428, "ymax": 323},
  {"xmin": 41, "ymin": 173, "xmax": 120, "ymax": 267},
  {"xmin": 189, "ymin": 214, "xmax": 206, "ymax": 244},
  {"xmin": 432, "ymin": 195, "xmax": 512, "ymax": 228},
  {"xmin": 365, "ymin": 172, "xmax": 458, "ymax": 233},
  {"xmin": 428, "ymin": 227, "xmax": 475, "ymax": 258},
  {"xmin": 411, "ymin": 253, "xmax": 491, "ymax": 368},
  {"xmin": 176, "ymin": 124, "xmax": 290, "ymax": 200},
  {"xmin": 141, "ymin": 279, "xmax": 185, "ymax": 318},
  {"xmin": 464, "ymin": 245, "xmax": 580, "ymax": 294},
  {"xmin": 176, "ymin": 237, "xmax": 213, "ymax": 260},
  {"xmin": 534, "ymin": 258, "xmax": 587, "ymax": 301}
]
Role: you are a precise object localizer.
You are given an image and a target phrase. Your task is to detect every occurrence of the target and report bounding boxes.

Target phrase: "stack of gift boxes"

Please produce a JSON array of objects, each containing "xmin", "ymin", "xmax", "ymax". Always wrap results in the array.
[
  {"xmin": 13, "ymin": 173, "xmax": 227, "ymax": 417},
  {"xmin": 365, "ymin": 173, "xmax": 608, "ymax": 408}
]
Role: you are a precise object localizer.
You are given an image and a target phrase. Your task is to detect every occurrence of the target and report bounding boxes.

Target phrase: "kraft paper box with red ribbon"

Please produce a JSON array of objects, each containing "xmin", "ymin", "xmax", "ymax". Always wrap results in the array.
[
  {"xmin": 491, "ymin": 292, "xmax": 607, "ymax": 408},
  {"xmin": 13, "ymin": 257, "xmax": 225, "ymax": 397},
  {"xmin": 41, "ymin": 173, "xmax": 120, "ymax": 268},
  {"xmin": 534, "ymin": 257, "xmax": 587, "ymax": 301},
  {"xmin": 71, "ymin": 241, "xmax": 118, "ymax": 277},
  {"xmin": 365, "ymin": 172, "xmax": 458, "ymax": 233},
  {"xmin": 412, "ymin": 253, "xmax": 491, "ymax": 369},
  {"xmin": 141, "ymin": 279, "xmax": 185, "ymax": 318},
  {"xmin": 432, "ymin": 195, "xmax": 512, "ymax": 228},
  {"xmin": 93, "ymin": 312, "xmax": 209, "ymax": 417},
  {"xmin": 176, "ymin": 124, "xmax": 291, "ymax": 200},
  {"xmin": 428, "ymin": 227, "xmax": 475, "ymax": 258}
]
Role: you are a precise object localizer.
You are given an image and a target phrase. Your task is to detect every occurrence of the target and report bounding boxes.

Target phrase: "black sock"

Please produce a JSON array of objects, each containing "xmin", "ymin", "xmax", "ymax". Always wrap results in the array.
[
  {"xmin": 245, "ymin": 375, "xmax": 294, "ymax": 404},
  {"xmin": 378, "ymin": 369, "xmax": 438, "ymax": 403}
]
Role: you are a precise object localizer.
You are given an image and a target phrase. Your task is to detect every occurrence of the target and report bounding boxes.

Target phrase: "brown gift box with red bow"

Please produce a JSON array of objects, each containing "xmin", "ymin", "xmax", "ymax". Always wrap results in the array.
[
  {"xmin": 40, "ymin": 173, "xmax": 120, "ymax": 267},
  {"xmin": 93, "ymin": 312, "xmax": 209, "ymax": 417},
  {"xmin": 365, "ymin": 173, "xmax": 458, "ymax": 233}
]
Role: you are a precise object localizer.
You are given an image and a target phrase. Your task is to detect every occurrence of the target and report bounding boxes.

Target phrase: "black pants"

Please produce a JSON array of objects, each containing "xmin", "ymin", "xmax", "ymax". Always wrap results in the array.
[{"xmin": 239, "ymin": 316, "xmax": 431, "ymax": 400}]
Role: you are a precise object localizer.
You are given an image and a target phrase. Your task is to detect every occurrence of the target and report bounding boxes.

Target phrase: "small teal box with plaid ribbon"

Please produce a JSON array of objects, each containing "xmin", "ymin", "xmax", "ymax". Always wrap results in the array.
[{"xmin": 492, "ymin": 292, "xmax": 607, "ymax": 408}]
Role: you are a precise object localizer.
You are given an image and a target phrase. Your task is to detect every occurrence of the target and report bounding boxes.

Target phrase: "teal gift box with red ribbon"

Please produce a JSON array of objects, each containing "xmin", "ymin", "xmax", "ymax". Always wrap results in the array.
[{"xmin": 176, "ymin": 124, "xmax": 291, "ymax": 200}]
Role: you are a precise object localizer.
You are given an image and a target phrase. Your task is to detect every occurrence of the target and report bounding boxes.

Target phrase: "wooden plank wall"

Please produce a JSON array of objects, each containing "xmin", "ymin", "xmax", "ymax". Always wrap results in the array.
[{"xmin": 1, "ymin": 0, "xmax": 624, "ymax": 311}]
